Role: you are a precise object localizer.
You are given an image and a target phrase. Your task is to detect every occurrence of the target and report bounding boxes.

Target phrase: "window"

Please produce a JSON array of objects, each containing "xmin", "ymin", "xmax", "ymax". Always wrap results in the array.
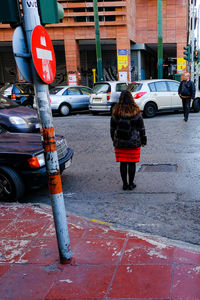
[
  {"xmin": 50, "ymin": 87, "xmax": 63, "ymax": 95},
  {"xmin": 67, "ymin": 87, "xmax": 81, "ymax": 95},
  {"xmin": 93, "ymin": 83, "xmax": 111, "ymax": 94},
  {"xmin": 116, "ymin": 83, "xmax": 127, "ymax": 92},
  {"xmin": 80, "ymin": 87, "xmax": 92, "ymax": 95},
  {"xmin": 154, "ymin": 81, "xmax": 168, "ymax": 92},
  {"xmin": 127, "ymin": 83, "xmax": 143, "ymax": 92},
  {"xmin": 148, "ymin": 83, "xmax": 156, "ymax": 92},
  {"xmin": 167, "ymin": 81, "xmax": 180, "ymax": 92}
]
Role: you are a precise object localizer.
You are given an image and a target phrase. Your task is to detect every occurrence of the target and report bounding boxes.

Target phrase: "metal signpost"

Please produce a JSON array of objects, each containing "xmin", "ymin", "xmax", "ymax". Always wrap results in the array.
[{"xmin": 19, "ymin": 0, "xmax": 71, "ymax": 264}]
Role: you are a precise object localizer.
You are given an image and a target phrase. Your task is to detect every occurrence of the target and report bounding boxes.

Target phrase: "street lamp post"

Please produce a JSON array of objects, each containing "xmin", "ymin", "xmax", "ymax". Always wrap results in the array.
[
  {"xmin": 157, "ymin": 0, "xmax": 163, "ymax": 79},
  {"xmin": 93, "ymin": 0, "xmax": 103, "ymax": 81}
]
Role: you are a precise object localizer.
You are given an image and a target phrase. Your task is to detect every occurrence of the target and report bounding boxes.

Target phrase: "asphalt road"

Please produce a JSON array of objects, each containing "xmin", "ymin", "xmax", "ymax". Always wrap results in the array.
[{"xmin": 22, "ymin": 111, "xmax": 200, "ymax": 246}]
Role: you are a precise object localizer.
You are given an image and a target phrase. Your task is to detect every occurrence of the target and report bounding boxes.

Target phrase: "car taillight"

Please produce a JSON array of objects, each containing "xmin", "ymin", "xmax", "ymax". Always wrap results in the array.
[
  {"xmin": 107, "ymin": 92, "xmax": 111, "ymax": 101},
  {"xmin": 11, "ymin": 94, "xmax": 16, "ymax": 100},
  {"xmin": 133, "ymin": 92, "xmax": 147, "ymax": 99}
]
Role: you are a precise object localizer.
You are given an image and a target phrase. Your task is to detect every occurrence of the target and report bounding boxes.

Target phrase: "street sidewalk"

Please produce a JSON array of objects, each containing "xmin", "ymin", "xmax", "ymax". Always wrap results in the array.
[{"xmin": 0, "ymin": 203, "xmax": 200, "ymax": 300}]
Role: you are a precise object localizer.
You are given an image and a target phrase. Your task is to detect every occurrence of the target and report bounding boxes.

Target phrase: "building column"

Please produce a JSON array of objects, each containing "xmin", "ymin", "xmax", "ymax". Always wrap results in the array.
[
  {"xmin": 116, "ymin": 34, "xmax": 131, "ymax": 81},
  {"xmin": 64, "ymin": 30, "xmax": 81, "ymax": 85}
]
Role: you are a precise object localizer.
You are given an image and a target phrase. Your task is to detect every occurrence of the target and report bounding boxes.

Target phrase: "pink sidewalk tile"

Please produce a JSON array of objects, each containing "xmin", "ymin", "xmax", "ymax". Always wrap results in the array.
[
  {"xmin": 0, "ymin": 239, "xmax": 33, "ymax": 263},
  {"xmin": 121, "ymin": 237, "xmax": 174, "ymax": 265},
  {"xmin": 0, "ymin": 219, "xmax": 49, "ymax": 238},
  {"xmin": 172, "ymin": 264, "xmax": 200, "ymax": 299},
  {"xmin": 72, "ymin": 237, "xmax": 125, "ymax": 265},
  {"xmin": 17, "ymin": 238, "xmax": 81, "ymax": 265},
  {"xmin": 46, "ymin": 265, "xmax": 115, "ymax": 299},
  {"xmin": 173, "ymin": 247, "xmax": 200, "ymax": 265},
  {"xmin": 0, "ymin": 264, "xmax": 60, "ymax": 300},
  {"xmin": 0, "ymin": 219, "xmax": 12, "ymax": 234},
  {"xmin": 19, "ymin": 205, "xmax": 53, "ymax": 221},
  {"xmin": 108, "ymin": 265, "xmax": 172, "ymax": 299},
  {"xmin": 0, "ymin": 265, "xmax": 10, "ymax": 277},
  {"xmin": 0, "ymin": 205, "xmax": 26, "ymax": 220},
  {"xmin": 83, "ymin": 227, "xmax": 127, "ymax": 239}
]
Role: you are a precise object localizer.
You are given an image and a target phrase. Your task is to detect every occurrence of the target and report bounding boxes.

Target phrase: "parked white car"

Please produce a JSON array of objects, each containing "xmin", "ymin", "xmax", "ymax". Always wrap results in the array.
[
  {"xmin": 49, "ymin": 85, "xmax": 92, "ymax": 116},
  {"xmin": 89, "ymin": 81, "xmax": 128, "ymax": 114},
  {"xmin": 127, "ymin": 79, "xmax": 200, "ymax": 118}
]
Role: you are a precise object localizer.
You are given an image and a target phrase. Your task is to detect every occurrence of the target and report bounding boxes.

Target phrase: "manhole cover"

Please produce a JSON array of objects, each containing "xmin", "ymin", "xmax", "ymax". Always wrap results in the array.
[{"xmin": 138, "ymin": 164, "xmax": 177, "ymax": 172}]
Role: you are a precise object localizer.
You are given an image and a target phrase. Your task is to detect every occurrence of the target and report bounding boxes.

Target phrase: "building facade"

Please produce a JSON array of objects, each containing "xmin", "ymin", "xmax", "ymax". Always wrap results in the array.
[{"xmin": 0, "ymin": 0, "xmax": 188, "ymax": 86}]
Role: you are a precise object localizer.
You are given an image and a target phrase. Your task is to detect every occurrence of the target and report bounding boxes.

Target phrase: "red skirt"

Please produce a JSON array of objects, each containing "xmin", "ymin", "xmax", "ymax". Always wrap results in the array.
[{"xmin": 115, "ymin": 147, "xmax": 141, "ymax": 162}]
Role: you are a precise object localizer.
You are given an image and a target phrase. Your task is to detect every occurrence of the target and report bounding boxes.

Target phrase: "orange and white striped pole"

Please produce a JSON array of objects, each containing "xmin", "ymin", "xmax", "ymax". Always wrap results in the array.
[{"xmin": 21, "ymin": 0, "xmax": 71, "ymax": 264}]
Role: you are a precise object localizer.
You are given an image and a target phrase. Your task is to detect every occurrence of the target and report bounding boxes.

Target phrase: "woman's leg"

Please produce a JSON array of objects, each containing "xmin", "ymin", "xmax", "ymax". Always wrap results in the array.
[
  {"xmin": 128, "ymin": 162, "xmax": 136, "ymax": 188},
  {"xmin": 120, "ymin": 162, "xmax": 128, "ymax": 189}
]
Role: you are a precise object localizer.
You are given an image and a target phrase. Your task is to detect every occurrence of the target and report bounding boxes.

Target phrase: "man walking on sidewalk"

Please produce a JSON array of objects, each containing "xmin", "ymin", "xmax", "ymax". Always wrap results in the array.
[{"xmin": 178, "ymin": 72, "xmax": 196, "ymax": 122}]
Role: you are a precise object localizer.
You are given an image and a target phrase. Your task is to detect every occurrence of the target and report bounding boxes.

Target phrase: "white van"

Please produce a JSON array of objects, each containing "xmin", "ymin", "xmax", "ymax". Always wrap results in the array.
[{"xmin": 89, "ymin": 81, "xmax": 128, "ymax": 114}]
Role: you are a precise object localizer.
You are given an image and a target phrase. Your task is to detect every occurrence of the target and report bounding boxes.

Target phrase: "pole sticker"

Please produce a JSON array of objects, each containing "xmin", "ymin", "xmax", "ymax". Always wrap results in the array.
[{"xmin": 26, "ymin": 1, "xmax": 37, "ymax": 8}]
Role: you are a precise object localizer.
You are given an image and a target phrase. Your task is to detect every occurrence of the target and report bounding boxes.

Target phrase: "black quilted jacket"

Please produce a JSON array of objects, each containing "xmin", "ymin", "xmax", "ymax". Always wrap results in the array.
[{"xmin": 110, "ymin": 114, "xmax": 147, "ymax": 148}]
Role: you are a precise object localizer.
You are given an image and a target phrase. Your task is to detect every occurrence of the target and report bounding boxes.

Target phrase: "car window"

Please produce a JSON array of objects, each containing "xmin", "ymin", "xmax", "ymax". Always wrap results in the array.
[
  {"xmin": 93, "ymin": 83, "xmax": 111, "ymax": 94},
  {"xmin": 167, "ymin": 81, "xmax": 180, "ymax": 92},
  {"xmin": 15, "ymin": 84, "xmax": 34, "ymax": 94},
  {"xmin": 148, "ymin": 82, "xmax": 156, "ymax": 92},
  {"xmin": 0, "ymin": 95, "xmax": 18, "ymax": 108},
  {"xmin": 154, "ymin": 81, "xmax": 168, "ymax": 92},
  {"xmin": 50, "ymin": 87, "xmax": 64, "ymax": 95},
  {"xmin": 127, "ymin": 83, "xmax": 142, "ymax": 92},
  {"xmin": 116, "ymin": 83, "xmax": 127, "ymax": 92},
  {"xmin": 67, "ymin": 87, "xmax": 81, "ymax": 95},
  {"xmin": 80, "ymin": 87, "xmax": 92, "ymax": 95}
]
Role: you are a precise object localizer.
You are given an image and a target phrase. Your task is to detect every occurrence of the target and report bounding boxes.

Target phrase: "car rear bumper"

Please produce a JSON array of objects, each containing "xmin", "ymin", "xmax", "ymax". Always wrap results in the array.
[
  {"xmin": 89, "ymin": 103, "xmax": 112, "ymax": 112},
  {"xmin": 20, "ymin": 148, "xmax": 74, "ymax": 189}
]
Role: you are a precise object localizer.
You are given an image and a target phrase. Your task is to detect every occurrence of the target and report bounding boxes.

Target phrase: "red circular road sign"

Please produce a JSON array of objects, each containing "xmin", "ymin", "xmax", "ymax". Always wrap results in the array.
[{"xmin": 31, "ymin": 25, "xmax": 56, "ymax": 84}]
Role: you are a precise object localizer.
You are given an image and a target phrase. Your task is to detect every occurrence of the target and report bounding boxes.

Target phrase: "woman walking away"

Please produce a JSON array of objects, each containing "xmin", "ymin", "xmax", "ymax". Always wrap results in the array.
[{"xmin": 110, "ymin": 90, "xmax": 147, "ymax": 190}]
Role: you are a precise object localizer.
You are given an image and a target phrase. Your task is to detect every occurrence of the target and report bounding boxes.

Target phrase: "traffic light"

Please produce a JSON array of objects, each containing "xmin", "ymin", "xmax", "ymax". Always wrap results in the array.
[
  {"xmin": 183, "ymin": 45, "xmax": 191, "ymax": 61},
  {"xmin": 0, "ymin": 0, "xmax": 21, "ymax": 27},
  {"xmin": 37, "ymin": 0, "xmax": 64, "ymax": 25},
  {"xmin": 194, "ymin": 49, "xmax": 200, "ymax": 62}
]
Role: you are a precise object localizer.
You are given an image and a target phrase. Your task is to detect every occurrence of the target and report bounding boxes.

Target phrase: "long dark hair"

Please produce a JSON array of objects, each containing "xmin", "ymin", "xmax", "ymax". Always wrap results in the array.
[{"xmin": 112, "ymin": 90, "xmax": 140, "ymax": 118}]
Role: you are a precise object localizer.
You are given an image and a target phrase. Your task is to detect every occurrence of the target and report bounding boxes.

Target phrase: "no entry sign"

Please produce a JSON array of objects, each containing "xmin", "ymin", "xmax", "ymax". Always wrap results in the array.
[{"xmin": 31, "ymin": 25, "xmax": 56, "ymax": 84}]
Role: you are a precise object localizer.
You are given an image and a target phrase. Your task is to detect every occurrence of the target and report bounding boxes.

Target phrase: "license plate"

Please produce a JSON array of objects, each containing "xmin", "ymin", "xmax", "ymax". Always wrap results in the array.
[
  {"xmin": 65, "ymin": 160, "xmax": 71, "ymax": 168},
  {"xmin": 93, "ymin": 98, "xmax": 102, "ymax": 103},
  {"xmin": 35, "ymin": 123, "xmax": 40, "ymax": 129}
]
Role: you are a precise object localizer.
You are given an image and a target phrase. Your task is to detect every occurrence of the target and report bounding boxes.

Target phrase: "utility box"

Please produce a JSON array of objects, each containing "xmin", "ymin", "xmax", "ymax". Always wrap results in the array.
[
  {"xmin": 174, "ymin": 74, "xmax": 181, "ymax": 82},
  {"xmin": 0, "ymin": 0, "xmax": 21, "ymax": 25}
]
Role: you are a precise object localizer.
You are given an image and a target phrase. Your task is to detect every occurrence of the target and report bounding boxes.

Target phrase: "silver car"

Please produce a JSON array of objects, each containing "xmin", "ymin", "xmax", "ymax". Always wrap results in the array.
[
  {"xmin": 89, "ymin": 81, "xmax": 128, "ymax": 114},
  {"xmin": 49, "ymin": 85, "xmax": 92, "ymax": 116}
]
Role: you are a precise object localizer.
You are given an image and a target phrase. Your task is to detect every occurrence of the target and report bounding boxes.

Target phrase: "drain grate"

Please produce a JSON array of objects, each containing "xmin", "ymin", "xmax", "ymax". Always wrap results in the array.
[{"xmin": 138, "ymin": 164, "xmax": 177, "ymax": 172}]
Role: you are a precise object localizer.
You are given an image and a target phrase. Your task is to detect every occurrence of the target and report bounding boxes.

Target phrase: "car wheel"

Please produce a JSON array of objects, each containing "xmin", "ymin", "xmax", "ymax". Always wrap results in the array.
[
  {"xmin": 193, "ymin": 98, "xmax": 200, "ymax": 112},
  {"xmin": 143, "ymin": 102, "xmax": 157, "ymax": 118},
  {"xmin": 0, "ymin": 166, "xmax": 25, "ymax": 201},
  {"xmin": 59, "ymin": 104, "xmax": 70, "ymax": 116}
]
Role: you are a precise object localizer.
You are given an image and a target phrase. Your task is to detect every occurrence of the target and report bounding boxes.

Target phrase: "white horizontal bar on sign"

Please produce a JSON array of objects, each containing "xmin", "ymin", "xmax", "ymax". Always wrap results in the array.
[{"xmin": 36, "ymin": 48, "xmax": 53, "ymax": 61}]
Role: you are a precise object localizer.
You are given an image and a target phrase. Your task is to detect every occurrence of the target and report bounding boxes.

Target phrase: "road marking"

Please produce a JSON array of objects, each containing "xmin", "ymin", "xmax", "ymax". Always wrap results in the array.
[{"xmin": 91, "ymin": 218, "xmax": 112, "ymax": 226}]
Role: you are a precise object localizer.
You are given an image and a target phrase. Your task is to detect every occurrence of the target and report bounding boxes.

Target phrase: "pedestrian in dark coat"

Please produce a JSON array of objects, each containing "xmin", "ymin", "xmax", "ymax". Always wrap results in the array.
[
  {"xmin": 178, "ymin": 72, "xmax": 196, "ymax": 122},
  {"xmin": 110, "ymin": 90, "xmax": 147, "ymax": 190}
]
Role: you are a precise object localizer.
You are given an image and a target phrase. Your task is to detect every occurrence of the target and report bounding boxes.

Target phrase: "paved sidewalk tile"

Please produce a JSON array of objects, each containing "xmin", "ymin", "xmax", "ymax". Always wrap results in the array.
[
  {"xmin": 46, "ymin": 265, "xmax": 115, "ymax": 299},
  {"xmin": 108, "ymin": 265, "xmax": 172, "ymax": 299},
  {"xmin": 0, "ymin": 203, "xmax": 200, "ymax": 300}
]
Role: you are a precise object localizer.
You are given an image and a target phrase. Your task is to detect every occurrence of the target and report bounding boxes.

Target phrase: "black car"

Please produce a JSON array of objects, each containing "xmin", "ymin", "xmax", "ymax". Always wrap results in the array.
[
  {"xmin": 0, "ymin": 126, "xmax": 74, "ymax": 201},
  {"xmin": 0, "ymin": 94, "xmax": 40, "ymax": 133}
]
